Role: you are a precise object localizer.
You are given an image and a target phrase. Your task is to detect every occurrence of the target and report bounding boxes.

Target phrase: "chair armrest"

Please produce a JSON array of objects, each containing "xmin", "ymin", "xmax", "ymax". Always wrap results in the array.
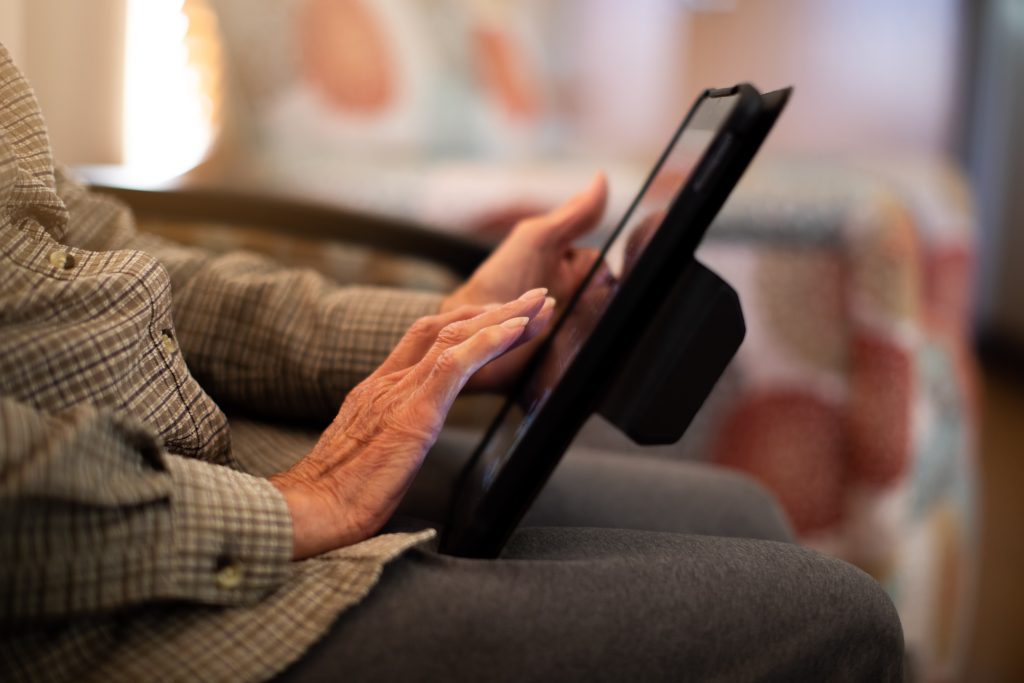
[{"xmin": 78, "ymin": 167, "xmax": 492, "ymax": 278}]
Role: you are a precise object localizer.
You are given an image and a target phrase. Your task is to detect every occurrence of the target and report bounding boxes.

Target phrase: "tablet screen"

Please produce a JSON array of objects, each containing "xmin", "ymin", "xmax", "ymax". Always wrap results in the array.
[{"xmin": 470, "ymin": 91, "xmax": 741, "ymax": 494}]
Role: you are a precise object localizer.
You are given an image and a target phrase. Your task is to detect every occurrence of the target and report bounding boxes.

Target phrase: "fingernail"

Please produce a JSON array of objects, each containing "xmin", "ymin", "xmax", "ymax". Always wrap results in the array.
[
  {"xmin": 541, "ymin": 296, "xmax": 556, "ymax": 312},
  {"xmin": 519, "ymin": 287, "xmax": 548, "ymax": 301},
  {"xmin": 501, "ymin": 316, "xmax": 530, "ymax": 329}
]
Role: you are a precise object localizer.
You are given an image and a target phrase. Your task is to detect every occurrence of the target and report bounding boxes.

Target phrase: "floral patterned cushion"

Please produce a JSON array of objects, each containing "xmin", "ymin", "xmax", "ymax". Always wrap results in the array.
[{"xmin": 697, "ymin": 159, "xmax": 978, "ymax": 679}]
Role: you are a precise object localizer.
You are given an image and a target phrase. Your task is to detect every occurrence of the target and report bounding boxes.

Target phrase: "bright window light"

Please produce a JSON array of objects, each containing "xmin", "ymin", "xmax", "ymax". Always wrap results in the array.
[{"xmin": 123, "ymin": 0, "xmax": 212, "ymax": 181}]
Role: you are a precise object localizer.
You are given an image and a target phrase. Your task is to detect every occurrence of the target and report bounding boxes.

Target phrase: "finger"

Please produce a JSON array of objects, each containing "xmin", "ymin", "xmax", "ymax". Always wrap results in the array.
[
  {"xmin": 565, "ymin": 246, "xmax": 603, "ymax": 272},
  {"xmin": 560, "ymin": 246, "xmax": 608, "ymax": 293},
  {"xmin": 488, "ymin": 296, "xmax": 556, "ymax": 372},
  {"xmin": 524, "ymin": 171, "xmax": 608, "ymax": 247},
  {"xmin": 373, "ymin": 304, "xmax": 490, "ymax": 377},
  {"xmin": 411, "ymin": 288, "xmax": 549, "ymax": 375},
  {"xmin": 520, "ymin": 295, "xmax": 556, "ymax": 343},
  {"xmin": 416, "ymin": 318, "xmax": 531, "ymax": 408}
]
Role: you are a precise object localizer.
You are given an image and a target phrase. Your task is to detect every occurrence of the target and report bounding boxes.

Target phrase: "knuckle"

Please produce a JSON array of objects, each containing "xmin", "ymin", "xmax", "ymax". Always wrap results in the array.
[
  {"xmin": 436, "ymin": 320, "xmax": 468, "ymax": 346},
  {"xmin": 376, "ymin": 402, "xmax": 404, "ymax": 432},
  {"xmin": 513, "ymin": 216, "xmax": 536, "ymax": 232},
  {"xmin": 408, "ymin": 315, "xmax": 441, "ymax": 338},
  {"xmin": 349, "ymin": 383, "xmax": 375, "ymax": 407},
  {"xmin": 382, "ymin": 404, "xmax": 440, "ymax": 443},
  {"xmin": 483, "ymin": 325, "xmax": 512, "ymax": 349},
  {"xmin": 347, "ymin": 382, "xmax": 370, "ymax": 402},
  {"xmin": 515, "ymin": 217, "xmax": 544, "ymax": 240},
  {"xmin": 434, "ymin": 348, "xmax": 464, "ymax": 375},
  {"xmin": 367, "ymin": 387, "xmax": 392, "ymax": 412}
]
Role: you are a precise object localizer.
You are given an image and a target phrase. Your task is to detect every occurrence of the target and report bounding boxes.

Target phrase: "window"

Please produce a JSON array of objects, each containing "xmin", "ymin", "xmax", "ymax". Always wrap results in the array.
[{"xmin": 123, "ymin": 0, "xmax": 220, "ymax": 181}]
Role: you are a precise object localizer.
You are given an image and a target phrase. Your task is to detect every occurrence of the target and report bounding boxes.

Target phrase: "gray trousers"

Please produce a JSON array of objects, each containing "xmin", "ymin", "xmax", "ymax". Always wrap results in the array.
[{"xmin": 273, "ymin": 443, "xmax": 904, "ymax": 682}]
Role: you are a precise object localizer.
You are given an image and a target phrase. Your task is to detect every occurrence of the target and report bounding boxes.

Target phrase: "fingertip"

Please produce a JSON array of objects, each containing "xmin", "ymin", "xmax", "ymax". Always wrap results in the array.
[
  {"xmin": 501, "ymin": 316, "xmax": 530, "ymax": 330},
  {"xmin": 581, "ymin": 170, "xmax": 607, "ymax": 201},
  {"xmin": 522, "ymin": 298, "xmax": 555, "ymax": 339},
  {"xmin": 518, "ymin": 287, "xmax": 548, "ymax": 301}
]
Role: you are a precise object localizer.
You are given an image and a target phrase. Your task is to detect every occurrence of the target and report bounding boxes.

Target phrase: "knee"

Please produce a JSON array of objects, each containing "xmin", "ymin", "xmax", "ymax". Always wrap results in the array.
[
  {"xmin": 798, "ymin": 552, "xmax": 905, "ymax": 681},
  {"xmin": 714, "ymin": 469, "xmax": 797, "ymax": 543},
  {"xmin": 844, "ymin": 562, "xmax": 905, "ymax": 674}
]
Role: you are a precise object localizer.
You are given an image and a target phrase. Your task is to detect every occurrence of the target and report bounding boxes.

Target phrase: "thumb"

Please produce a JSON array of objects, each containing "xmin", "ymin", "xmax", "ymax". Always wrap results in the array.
[{"xmin": 531, "ymin": 171, "xmax": 608, "ymax": 246}]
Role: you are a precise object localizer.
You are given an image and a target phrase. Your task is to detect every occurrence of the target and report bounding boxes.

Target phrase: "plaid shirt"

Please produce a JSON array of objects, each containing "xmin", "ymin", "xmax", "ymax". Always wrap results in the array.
[{"xmin": 0, "ymin": 44, "xmax": 440, "ymax": 682}]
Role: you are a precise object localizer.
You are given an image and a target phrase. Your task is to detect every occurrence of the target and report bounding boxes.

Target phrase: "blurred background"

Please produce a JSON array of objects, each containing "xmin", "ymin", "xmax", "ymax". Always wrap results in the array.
[{"xmin": 1, "ymin": 0, "xmax": 1021, "ymax": 680}]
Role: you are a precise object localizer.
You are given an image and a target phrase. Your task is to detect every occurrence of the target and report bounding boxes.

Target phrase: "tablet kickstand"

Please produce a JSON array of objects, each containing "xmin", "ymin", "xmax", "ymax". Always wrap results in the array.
[{"xmin": 596, "ymin": 258, "xmax": 746, "ymax": 446}]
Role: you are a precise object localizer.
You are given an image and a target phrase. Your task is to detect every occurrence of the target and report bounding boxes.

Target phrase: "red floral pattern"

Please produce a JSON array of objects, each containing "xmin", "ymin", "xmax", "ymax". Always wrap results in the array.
[
  {"xmin": 847, "ymin": 333, "xmax": 915, "ymax": 485},
  {"xmin": 714, "ymin": 390, "xmax": 845, "ymax": 533}
]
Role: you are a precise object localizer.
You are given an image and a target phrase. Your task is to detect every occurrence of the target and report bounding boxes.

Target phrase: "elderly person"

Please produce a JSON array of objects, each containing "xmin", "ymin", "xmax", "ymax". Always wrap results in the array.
[{"xmin": 0, "ymin": 44, "xmax": 902, "ymax": 682}]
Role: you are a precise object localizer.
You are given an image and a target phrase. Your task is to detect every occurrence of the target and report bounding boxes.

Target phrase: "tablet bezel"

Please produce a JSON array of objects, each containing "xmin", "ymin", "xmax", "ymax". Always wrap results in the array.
[{"xmin": 441, "ymin": 84, "xmax": 790, "ymax": 558}]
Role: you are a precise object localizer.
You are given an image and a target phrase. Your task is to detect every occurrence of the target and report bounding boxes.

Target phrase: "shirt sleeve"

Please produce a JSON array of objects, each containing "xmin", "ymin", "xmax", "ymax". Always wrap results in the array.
[
  {"xmin": 136, "ymin": 233, "xmax": 444, "ymax": 421},
  {"xmin": 0, "ymin": 395, "xmax": 294, "ymax": 621},
  {"xmin": 54, "ymin": 171, "xmax": 446, "ymax": 422}
]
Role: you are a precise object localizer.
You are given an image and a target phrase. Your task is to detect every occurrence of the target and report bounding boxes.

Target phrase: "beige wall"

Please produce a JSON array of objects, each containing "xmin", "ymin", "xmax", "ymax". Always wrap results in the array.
[
  {"xmin": 686, "ymin": 0, "xmax": 964, "ymax": 156},
  {"xmin": 2, "ymin": 0, "xmax": 963, "ymax": 164},
  {"xmin": 0, "ymin": 0, "xmax": 126, "ymax": 164},
  {"xmin": 0, "ymin": 0, "xmax": 25, "ymax": 65}
]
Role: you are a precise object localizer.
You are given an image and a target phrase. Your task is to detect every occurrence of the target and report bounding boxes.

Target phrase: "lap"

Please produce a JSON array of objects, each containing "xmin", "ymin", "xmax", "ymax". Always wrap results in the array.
[
  {"xmin": 400, "ymin": 427, "xmax": 795, "ymax": 543},
  {"xmin": 230, "ymin": 415, "xmax": 796, "ymax": 542},
  {"xmin": 230, "ymin": 417, "xmax": 790, "ymax": 544},
  {"xmin": 274, "ymin": 527, "xmax": 903, "ymax": 682},
  {"xmin": 238, "ymin": 419, "xmax": 899, "ymax": 681},
  {"xmin": 523, "ymin": 447, "xmax": 795, "ymax": 542}
]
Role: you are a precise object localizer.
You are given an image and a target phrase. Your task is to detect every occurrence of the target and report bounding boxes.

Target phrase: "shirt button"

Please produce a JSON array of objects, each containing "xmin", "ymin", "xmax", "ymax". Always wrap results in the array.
[
  {"xmin": 161, "ymin": 329, "xmax": 176, "ymax": 356},
  {"xmin": 216, "ymin": 562, "xmax": 244, "ymax": 589},
  {"xmin": 49, "ymin": 249, "xmax": 76, "ymax": 270}
]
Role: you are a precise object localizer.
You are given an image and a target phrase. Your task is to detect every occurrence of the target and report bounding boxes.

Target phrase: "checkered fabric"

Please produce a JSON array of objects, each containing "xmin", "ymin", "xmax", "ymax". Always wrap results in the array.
[{"xmin": 0, "ymin": 43, "xmax": 439, "ymax": 682}]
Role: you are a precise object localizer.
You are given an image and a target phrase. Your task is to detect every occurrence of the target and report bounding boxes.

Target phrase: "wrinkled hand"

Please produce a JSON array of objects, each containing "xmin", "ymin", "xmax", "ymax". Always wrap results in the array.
[
  {"xmin": 270, "ymin": 290, "xmax": 551, "ymax": 559},
  {"xmin": 443, "ymin": 172, "xmax": 609, "ymax": 391}
]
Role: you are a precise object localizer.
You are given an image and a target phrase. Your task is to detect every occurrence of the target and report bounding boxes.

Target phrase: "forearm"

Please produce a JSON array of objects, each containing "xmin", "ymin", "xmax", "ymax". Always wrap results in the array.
[{"xmin": 0, "ymin": 397, "xmax": 292, "ymax": 621}]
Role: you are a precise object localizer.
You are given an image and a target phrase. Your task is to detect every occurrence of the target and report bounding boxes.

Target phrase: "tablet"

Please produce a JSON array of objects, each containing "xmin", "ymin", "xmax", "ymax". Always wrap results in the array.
[{"xmin": 441, "ymin": 84, "xmax": 791, "ymax": 558}]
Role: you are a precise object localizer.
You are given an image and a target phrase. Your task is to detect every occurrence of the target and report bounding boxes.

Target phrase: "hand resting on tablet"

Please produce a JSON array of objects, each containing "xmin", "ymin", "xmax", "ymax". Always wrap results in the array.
[
  {"xmin": 269, "ymin": 291, "xmax": 553, "ymax": 559},
  {"xmin": 441, "ymin": 172, "xmax": 609, "ymax": 391}
]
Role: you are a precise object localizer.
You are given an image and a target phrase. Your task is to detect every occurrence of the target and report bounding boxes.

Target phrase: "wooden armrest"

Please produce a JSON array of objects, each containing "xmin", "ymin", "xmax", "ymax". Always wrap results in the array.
[{"xmin": 79, "ymin": 169, "xmax": 491, "ymax": 278}]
